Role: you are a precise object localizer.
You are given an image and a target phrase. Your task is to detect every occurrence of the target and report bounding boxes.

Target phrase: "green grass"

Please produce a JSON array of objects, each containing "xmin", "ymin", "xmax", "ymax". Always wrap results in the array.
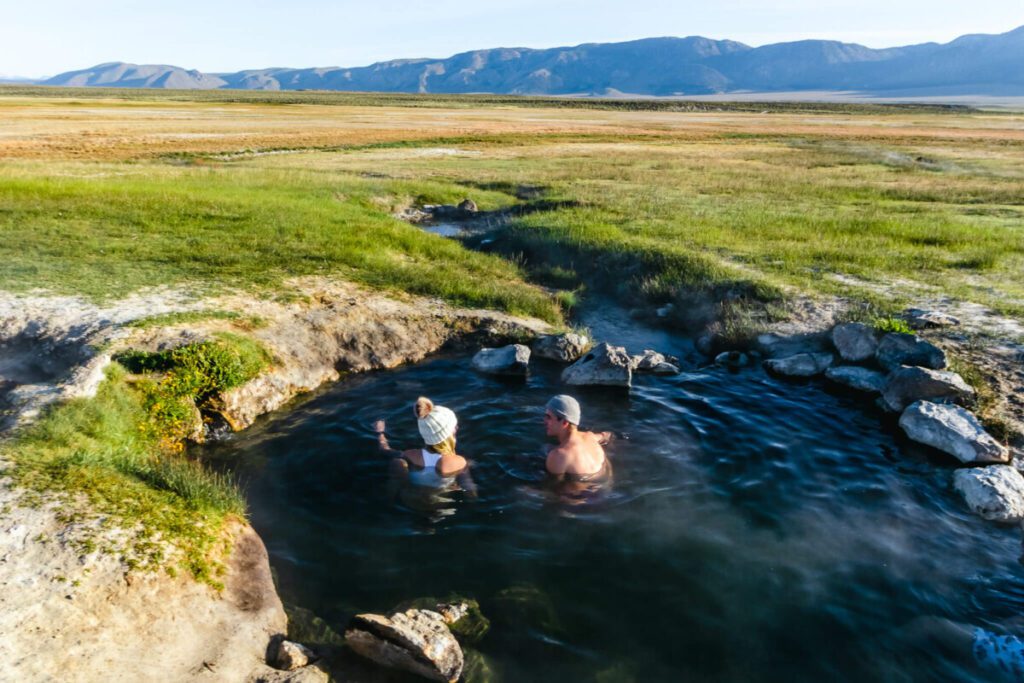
[
  {"xmin": 2, "ymin": 364, "xmax": 245, "ymax": 585},
  {"xmin": 0, "ymin": 164, "xmax": 562, "ymax": 322},
  {"xmin": 0, "ymin": 85, "xmax": 977, "ymax": 115},
  {"xmin": 1, "ymin": 333, "xmax": 273, "ymax": 585}
]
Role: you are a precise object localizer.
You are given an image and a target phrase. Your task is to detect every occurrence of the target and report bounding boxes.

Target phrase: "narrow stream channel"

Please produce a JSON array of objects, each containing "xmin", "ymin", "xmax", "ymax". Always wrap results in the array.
[{"xmin": 203, "ymin": 298, "xmax": 1024, "ymax": 682}]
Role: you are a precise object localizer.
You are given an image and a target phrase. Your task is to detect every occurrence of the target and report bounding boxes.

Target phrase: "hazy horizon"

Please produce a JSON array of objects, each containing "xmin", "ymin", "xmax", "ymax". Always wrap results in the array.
[{"xmin": 4, "ymin": 0, "xmax": 1023, "ymax": 78}]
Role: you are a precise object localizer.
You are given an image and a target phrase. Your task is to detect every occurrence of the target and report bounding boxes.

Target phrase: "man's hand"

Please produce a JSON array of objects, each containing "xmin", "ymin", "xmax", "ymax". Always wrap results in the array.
[
  {"xmin": 373, "ymin": 419, "xmax": 386, "ymax": 435},
  {"xmin": 597, "ymin": 431, "xmax": 614, "ymax": 445}
]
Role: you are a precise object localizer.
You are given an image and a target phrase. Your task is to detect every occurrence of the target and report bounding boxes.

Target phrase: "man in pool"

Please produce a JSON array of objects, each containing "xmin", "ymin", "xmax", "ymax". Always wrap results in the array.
[{"xmin": 543, "ymin": 394, "xmax": 613, "ymax": 480}]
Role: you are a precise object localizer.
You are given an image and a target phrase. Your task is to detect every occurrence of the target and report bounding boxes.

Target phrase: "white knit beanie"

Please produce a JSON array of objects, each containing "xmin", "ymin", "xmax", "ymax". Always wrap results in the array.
[{"xmin": 414, "ymin": 397, "xmax": 458, "ymax": 445}]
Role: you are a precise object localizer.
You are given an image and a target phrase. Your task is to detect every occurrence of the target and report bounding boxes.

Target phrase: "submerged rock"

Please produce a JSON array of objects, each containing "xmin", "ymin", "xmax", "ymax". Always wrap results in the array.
[
  {"xmin": 763, "ymin": 352, "xmax": 834, "ymax": 377},
  {"xmin": 532, "ymin": 332, "xmax": 590, "ymax": 363},
  {"xmin": 715, "ymin": 350, "xmax": 750, "ymax": 369},
  {"xmin": 345, "ymin": 608, "xmax": 464, "ymax": 682},
  {"xmin": 899, "ymin": 401, "xmax": 1009, "ymax": 464},
  {"xmin": 831, "ymin": 323, "xmax": 877, "ymax": 362},
  {"xmin": 561, "ymin": 342, "xmax": 632, "ymax": 387},
  {"xmin": 631, "ymin": 349, "xmax": 680, "ymax": 375},
  {"xmin": 880, "ymin": 366, "xmax": 975, "ymax": 412},
  {"xmin": 471, "ymin": 344, "xmax": 530, "ymax": 376},
  {"xmin": 272, "ymin": 639, "xmax": 315, "ymax": 671},
  {"xmin": 876, "ymin": 333, "xmax": 947, "ymax": 371},
  {"xmin": 825, "ymin": 366, "xmax": 886, "ymax": 393},
  {"xmin": 953, "ymin": 465, "xmax": 1024, "ymax": 523}
]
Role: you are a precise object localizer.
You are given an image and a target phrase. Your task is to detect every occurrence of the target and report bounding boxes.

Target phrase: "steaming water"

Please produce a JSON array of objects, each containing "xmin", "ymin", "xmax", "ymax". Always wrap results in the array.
[{"xmin": 204, "ymin": 320, "xmax": 1024, "ymax": 682}]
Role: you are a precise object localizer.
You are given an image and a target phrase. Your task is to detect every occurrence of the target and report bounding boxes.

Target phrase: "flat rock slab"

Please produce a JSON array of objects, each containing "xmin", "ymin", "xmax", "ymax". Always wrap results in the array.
[
  {"xmin": 532, "ymin": 333, "xmax": 590, "ymax": 363},
  {"xmin": 825, "ymin": 366, "xmax": 887, "ymax": 393},
  {"xmin": 904, "ymin": 308, "xmax": 960, "ymax": 329},
  {"xmin": 953, "ymin": 465, "xmax": 1024, "ymax": 523},
  {"xmin": 763, "ymin": 352, "xmax": 834, "ymax": 377},
  {"xmin": 880, "ymin": 366, "xmax": 974, "ymax": 412},
  {"xmin": 346, "ymin": 609, "xmax": 464, "ymax": 683},
  {"xmin": 561, "ymin": 342, "xmax": 632, "ymax": 387},
  {"xmin": 899, "ymin": 401, "xmax": 1009, "ymax": 464},
  {"xmin": 831, "ymin": 323, "xmax": 878, "ymax": 362},
  {"xmin": 471, "ymin": 344, "xmax": 530, "ymax": 376},
  {"xmin": 876, "ymin": 333, "xmax": 947, "ymax": 371}
]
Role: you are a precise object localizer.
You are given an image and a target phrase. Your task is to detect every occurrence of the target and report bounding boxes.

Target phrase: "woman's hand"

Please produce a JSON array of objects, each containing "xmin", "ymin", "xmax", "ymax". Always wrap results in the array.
[{"xmin": 373, "ymin": 419, "xmax": 387, "ymax": 435}]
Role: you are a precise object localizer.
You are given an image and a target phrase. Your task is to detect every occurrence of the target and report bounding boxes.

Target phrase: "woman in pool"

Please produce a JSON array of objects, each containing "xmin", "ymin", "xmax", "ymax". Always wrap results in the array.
[{"xmin": 374, "ymin": 397, "xmax": 476, "ymax": 513}]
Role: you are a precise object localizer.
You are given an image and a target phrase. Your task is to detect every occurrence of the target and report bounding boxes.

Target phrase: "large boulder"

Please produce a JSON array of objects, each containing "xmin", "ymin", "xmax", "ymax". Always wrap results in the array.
[
  {"xmin": 471, "ymin": 344, "xmax": 530, "ymax": 376},
  {"xmin": 876, "ymin": 333, "xmax": 946, "ymax": 371},
  {"xmin": 831, "ymin": 323, "xmax": 877, "ymax": 362},
  {"xmin": 880, "ymin": 366, "xmax": 975, "ymax": 412},
  {"xmin": 630, "ymin": 349, "xmax": 680, "ymax": 375},
  {"xmin": 345, "ymin": 609, "xmax": 464, "ymax": 682},
  {"xmin": 532, "ymin": 333, "xmax": 590, "ymax": 363},
  {"xmin": 561, "ymin": 342, "xmax": 632, "ymax": 387},
  {"xmin": 763, "ymin": 352, "xmax": 834, "ymax": 377},
  {"xmin": 899, "ymin": 401, "xmax": 1009, "ymax": 464},
  {"xmin": 953, "ymin": 465, "xmax": 1024, "ymax": 523},
  {"xmin": 825, "ymin": 366, "xmax": 886, "ymax": 393}
]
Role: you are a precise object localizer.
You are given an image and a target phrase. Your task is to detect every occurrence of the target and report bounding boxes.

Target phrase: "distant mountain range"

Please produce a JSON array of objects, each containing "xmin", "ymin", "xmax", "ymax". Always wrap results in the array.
[{"xmin": 31, "ymin": 25, "xmax": 1024, "ymax": 97}]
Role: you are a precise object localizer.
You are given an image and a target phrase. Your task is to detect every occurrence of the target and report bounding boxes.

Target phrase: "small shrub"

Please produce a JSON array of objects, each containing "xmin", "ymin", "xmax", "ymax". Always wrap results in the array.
[{"xmin": 873, "ymin": 316, "xmax": 913, "ymax": 335}]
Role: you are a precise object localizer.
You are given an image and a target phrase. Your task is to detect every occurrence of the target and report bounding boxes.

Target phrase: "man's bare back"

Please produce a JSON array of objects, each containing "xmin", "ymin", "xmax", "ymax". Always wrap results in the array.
[
  {"xmin": 545, "ymin": 430, "xmax": 609, "ymax": 478},
  {"xmin": 543, "ymin": 394, "xmax": 611, "ymax": 479}
]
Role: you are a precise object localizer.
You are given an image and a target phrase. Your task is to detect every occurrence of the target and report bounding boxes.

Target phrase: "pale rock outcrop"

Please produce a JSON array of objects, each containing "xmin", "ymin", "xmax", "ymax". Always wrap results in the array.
[
  {"xmin": 825, "ymin": 366, "xmax": 887, "ymax": 393},
  {"xmin": 953, "ymin": 465, "xmax": 1024, "ymax": 522},
  {"xmin": 532, "ymin": 332, "xmax": 590, "ymax": 363},
  {"xmin": 0, "ymin": 481, "xmax": 287, "ymax": 683},
  {"xmin": 471, "ymin": 344, "xmax": 530, "ymax": 376},
  {"xmin": 345, "ymin": 609, "xmax": 464, "ymax": 682},
  {"xmin": 876, "ymin": 333, "xmax": 947, "ymax": 371},
  {"xmin": 880, "ymin": 366, "xmax": 975, "ymax": 413},
  {"xmin": 899, "ymin": 401, "xmax": 1009, "ymax": 464},
  {"xmin": 561, "ymin": 342, "xmax": 632, "ymax": 387},
  {"xmin": 763, "ymin": 352, "xmax": 834, "ymax": 377}
]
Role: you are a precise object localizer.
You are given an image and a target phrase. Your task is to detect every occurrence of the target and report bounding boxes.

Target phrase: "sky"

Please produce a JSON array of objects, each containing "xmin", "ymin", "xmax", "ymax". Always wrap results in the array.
[{"xmin": 3, "ymin": 0, "xmax": 1023, "ymax": 78}]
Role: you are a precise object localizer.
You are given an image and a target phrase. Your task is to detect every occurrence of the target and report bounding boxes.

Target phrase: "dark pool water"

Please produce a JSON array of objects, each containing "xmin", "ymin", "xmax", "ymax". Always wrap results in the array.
[{"xmin": 203, "ymin": 326, "xmax": 1024, "ymax": 682}]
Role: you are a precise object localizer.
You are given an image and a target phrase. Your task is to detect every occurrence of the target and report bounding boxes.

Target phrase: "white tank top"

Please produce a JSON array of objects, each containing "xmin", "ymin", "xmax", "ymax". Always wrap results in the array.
[{"xmin": 408, "ymin": 449, "xmax": 454, "ymax": 488}]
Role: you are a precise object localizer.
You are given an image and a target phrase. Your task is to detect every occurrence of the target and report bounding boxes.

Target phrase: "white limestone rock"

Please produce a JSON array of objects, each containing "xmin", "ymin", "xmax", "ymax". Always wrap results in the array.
[
  {"xmin": 900, "ymin": 401, "xmax": 1009, "ymax": 464},
  {"xmin": 953, "ymin": 465, "xmax": 1024, "ymax": 522}
]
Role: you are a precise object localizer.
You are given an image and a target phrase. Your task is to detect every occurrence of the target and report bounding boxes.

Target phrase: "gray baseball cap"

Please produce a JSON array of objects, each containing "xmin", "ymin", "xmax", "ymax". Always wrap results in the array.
[{"xmin": 546, "ymin": 394, "xmax": 581, "ymax": 425}]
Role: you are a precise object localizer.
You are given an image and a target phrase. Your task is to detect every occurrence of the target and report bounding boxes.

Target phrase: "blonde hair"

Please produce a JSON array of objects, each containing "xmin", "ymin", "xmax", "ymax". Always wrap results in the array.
[
  {"xmin": 427, "ymin": 435, "xmax": 457, "ymax": 456},
  {"xmin": 414, "ymin": 396, "xmax": 457, "ymax": 456},
  {"xmin": 414, "ymin": 396, "xmax": 433, "ymax": 419}
]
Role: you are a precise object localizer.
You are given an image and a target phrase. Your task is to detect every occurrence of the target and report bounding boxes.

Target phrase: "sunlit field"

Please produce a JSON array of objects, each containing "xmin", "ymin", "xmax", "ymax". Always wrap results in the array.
[{"xmin": 2, "ymin": 87, "xmax": 1023, "ymax": 322}]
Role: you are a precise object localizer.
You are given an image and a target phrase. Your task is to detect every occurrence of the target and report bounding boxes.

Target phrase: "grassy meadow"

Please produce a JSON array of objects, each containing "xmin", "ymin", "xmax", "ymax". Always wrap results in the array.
[{"xmin": 2, "ymin": 87, "xmax": 1023, "ymax": 577}]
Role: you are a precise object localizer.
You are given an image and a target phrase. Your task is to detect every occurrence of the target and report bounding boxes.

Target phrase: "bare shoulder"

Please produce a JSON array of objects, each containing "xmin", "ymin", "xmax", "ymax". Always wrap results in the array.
[
  {"xmin": 438, "ymin": 454, "xmax": 468, "ymax": 476},
  {"xmin": 546, "ymin": 446, "xmax": 569, "ymax": 474}
]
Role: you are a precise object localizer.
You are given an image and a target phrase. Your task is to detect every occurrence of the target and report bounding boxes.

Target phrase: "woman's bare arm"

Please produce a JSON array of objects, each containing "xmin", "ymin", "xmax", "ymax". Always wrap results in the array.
[{"xmin": 374, "ymin": 419, "xmax": 403, "ymax": 458}]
